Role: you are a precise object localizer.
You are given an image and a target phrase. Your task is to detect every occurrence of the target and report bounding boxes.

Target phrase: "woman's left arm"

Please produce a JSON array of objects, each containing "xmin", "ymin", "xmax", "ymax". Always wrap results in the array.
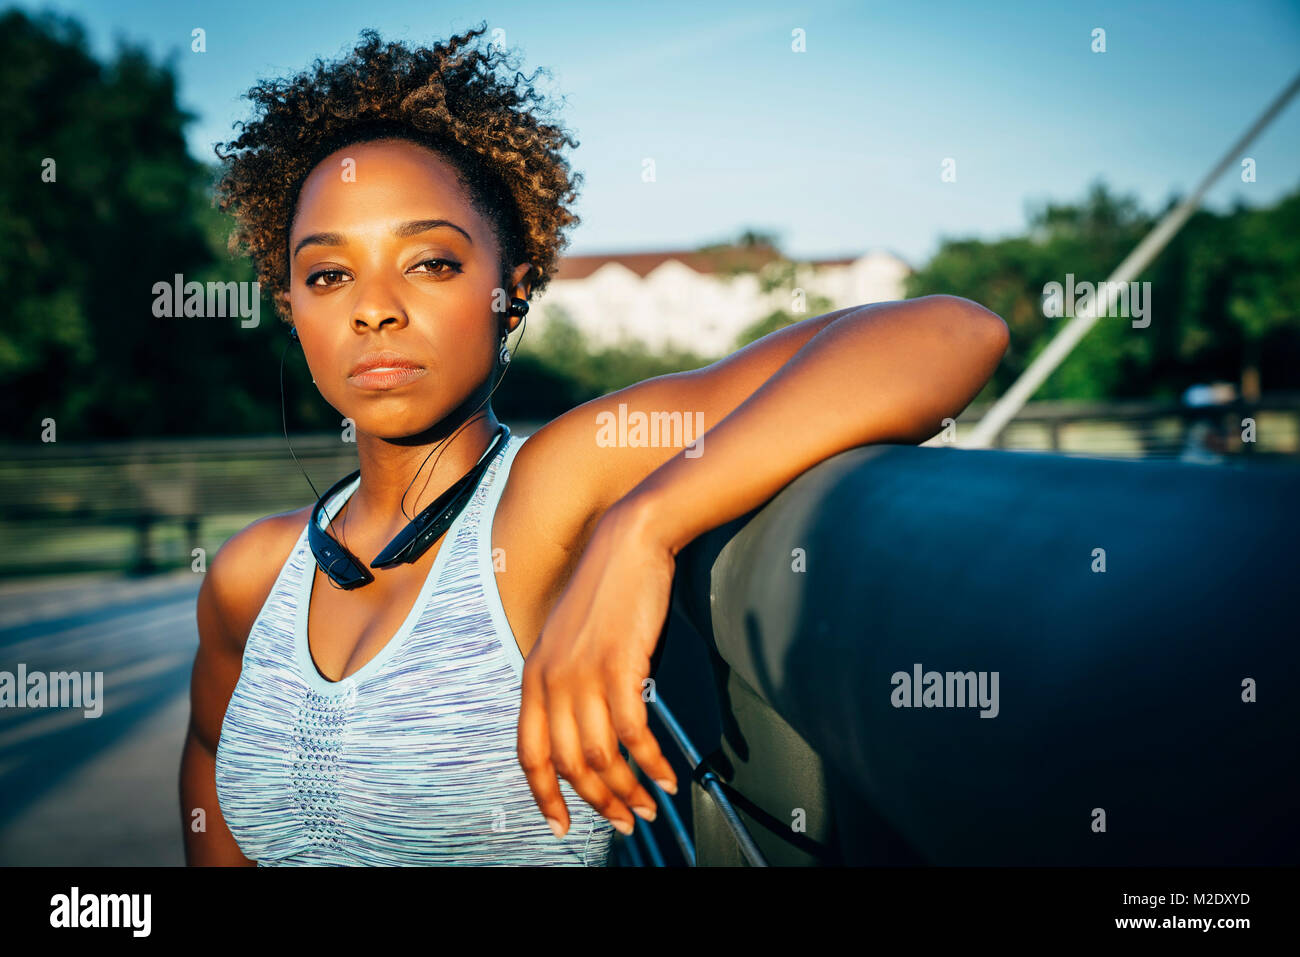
[{"xmin": 517, "ymin": 294, "xmax": 1009, "ymax": 837}]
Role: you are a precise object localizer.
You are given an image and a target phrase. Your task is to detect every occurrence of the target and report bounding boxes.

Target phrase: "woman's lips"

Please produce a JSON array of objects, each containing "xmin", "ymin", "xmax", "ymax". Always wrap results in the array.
[{"xmin": 347, "ymin": 365, "xmax": 429, "ymax": 390}]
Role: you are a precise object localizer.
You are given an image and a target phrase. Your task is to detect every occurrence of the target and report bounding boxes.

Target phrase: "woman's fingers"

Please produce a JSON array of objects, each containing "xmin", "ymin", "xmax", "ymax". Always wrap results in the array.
[
  {"xmin": 544, "ymin": 684, "xmax": 633, "ymax": 836},
  {"xmin": 573, "ymin": 689, "xmax": 659, "ymax": 823},
  {"xmin": 607, "ymin": 663, "xmax": 678, "ymax": 796},
  {"xmin": 521, "ymin": 654, "xmax": 672, "ymax": 838},
  {"xmin": 513, "ymin": 503, "xmax": 683, "ymax": 837},
  {"xmin": 517, "ymin": 662, "xmax": 570, "ymax": 836}
]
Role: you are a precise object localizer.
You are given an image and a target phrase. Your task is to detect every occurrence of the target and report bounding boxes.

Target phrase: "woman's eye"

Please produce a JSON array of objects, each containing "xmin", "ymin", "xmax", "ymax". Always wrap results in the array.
[
  {"xmin": 306, "ymin": 269, "xmax": 349, "ymax": 288},
  {"xmin": 410, "ymin": 258, "xmax": 462, "ymax": 276},
  {"xmin": 304, "ymin": 259, "xmax": 460, "ymax": 288}
]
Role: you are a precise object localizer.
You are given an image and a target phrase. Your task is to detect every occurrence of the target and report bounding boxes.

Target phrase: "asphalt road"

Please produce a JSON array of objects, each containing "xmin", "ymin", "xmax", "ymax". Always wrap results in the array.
[
  {"xmin": 0, "ymin": 568, "xmax": 714, "ymax": 868},
  {"xmin": 0, "ymin": 571, "xmax": 201, "ymax": 866}
]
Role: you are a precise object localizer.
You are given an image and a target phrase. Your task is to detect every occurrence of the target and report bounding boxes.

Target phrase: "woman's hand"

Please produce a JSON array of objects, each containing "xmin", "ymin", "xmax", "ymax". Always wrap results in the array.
[{"xmin": 517, "ymin": 498, "xmax": 680, "ymax": 838}]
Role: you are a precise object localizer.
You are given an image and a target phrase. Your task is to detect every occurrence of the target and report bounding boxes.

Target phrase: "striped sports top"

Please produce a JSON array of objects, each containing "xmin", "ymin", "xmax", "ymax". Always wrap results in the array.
[{"xmin": 214, "ymin": 426, "xmax": 615, "ymax": 865}]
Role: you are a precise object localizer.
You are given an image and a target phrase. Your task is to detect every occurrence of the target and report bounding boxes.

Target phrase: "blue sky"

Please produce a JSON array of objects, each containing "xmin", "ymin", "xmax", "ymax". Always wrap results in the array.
[{"xmin": 21, "ymin": 0, "xmax": 1300, "ymax": 266}]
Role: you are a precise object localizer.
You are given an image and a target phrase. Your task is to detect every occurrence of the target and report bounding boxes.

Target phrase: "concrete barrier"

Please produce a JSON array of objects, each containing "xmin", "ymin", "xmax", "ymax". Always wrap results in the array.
[{"xmin": 671, "ymin": 445, "xmax": 1300, "ymax": 864}]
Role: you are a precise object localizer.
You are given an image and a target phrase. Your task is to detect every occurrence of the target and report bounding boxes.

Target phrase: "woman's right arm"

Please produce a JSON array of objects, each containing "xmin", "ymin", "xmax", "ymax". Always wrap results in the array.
[{"xmin": 180, "ymin": 511, "xmax": 306, "ymax": 865}]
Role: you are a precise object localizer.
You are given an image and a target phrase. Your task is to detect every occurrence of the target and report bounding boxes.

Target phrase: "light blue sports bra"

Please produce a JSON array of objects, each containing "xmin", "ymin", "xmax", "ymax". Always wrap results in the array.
[{"xmin": 215, "ymin": 427, "xmax": 614, "ymax": 865}]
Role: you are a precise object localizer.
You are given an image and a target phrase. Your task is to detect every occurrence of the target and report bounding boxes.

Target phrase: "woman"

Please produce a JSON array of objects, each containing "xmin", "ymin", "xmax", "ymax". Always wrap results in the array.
[{"xmin": 181, "ymin": 24, "xmax": 1009, "ymax": 866}]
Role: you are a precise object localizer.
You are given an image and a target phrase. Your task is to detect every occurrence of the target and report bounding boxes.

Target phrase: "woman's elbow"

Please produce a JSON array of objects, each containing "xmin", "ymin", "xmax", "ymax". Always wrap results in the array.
[{"xmin": 927, "ymin": 294, "xmax": 1010, "ymax": 363}]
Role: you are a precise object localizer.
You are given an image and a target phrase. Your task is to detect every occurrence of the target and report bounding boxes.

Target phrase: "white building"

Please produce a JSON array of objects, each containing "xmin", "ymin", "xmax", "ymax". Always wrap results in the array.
[{"xmin": 533, "ymin": 246, "xmax": 911, "ymax": 356}]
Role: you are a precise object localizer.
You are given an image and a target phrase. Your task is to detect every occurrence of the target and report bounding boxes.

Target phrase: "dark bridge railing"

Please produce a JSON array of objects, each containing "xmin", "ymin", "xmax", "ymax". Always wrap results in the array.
[{"xmin": 668, "ymin": 444, "xmax": 1300, "ymax": 865}]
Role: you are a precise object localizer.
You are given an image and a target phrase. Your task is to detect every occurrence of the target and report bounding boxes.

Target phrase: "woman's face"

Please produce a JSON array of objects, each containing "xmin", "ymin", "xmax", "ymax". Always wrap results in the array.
[{"xmin": 286, "ymin": 137, "xmax": 527, "ymax": 440}]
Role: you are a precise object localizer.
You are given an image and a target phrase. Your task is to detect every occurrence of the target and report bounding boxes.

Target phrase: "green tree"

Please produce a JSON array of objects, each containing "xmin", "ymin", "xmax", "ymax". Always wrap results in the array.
[
  {"xmin": 905, "ymin": 181, "xmax": 1300, "ymax": 401},
  {"xmin": 732, "ymin": 257, "xmax": 835, "ymax": 349},
  {"xmin": 493, "ymin": 308, "xmax": 712, "ymax": 422},
  {"xmin": 0, "ymin": 10, "xmax": 328, "ymax": 440}
]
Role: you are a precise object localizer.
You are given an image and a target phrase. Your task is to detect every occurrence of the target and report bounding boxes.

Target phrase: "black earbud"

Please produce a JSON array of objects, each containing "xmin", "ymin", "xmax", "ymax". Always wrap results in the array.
[
  {"xmin": 507, "ymin": 298, "xmax": 529, "ymax": 317},
  {"xmin": 288, "ymin": 325, "xmax": 300, "ymax": 343}
]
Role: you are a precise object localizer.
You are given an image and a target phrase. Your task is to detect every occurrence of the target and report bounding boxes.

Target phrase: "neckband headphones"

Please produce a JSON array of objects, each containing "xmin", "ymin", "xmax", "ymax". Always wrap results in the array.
[
  {"xmin": 307, "ymin": 423, "xmax": 509, "ymax": 589},
  {"xmin": 280, "ymin": 295, "xmax": 528, "ymax": 590}
]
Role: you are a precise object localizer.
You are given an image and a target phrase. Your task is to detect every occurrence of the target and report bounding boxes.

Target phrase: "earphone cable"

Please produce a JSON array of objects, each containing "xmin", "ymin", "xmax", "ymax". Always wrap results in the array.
[
  {"xmin": 396, "ymin": 310, "xmax": 526, "ymax": 522},
  {"xmin": 282, "ymin": 309, "xmax": 528, "ymax": 534},
  {"xmin": 280, "ymin": 332, "xmax": 331, "ymax": 527}
]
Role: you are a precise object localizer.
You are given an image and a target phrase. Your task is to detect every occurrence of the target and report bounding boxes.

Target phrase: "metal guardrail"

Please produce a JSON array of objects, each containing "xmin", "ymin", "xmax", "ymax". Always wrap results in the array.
[
  {"xmin": 0, "ymin": 427, "xmax": 558, "ymax": 577},
  {"xmin": 0, "ymin": 434, "xmax": 359, "ymax": 576},
  {"xmin": 647, "ymin": 695, "xmax": 767, "ymax": 866},
  {"xmin": 952, "ymin": 393, "xmax": 1300, "ymax": 458},
  {"xmin": 3, "ymin": 400, "xmax": 1295, "ymax": 578}
]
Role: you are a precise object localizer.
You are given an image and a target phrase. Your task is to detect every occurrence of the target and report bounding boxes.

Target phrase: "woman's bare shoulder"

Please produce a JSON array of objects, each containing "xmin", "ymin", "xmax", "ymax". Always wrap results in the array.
[
  {"xmin": 500, "ymin": 430, "xmax": 604, "ymax": 559},
  {"xmin": 198, "ymin": 505, "xmax": 312, "ymax": 654}
]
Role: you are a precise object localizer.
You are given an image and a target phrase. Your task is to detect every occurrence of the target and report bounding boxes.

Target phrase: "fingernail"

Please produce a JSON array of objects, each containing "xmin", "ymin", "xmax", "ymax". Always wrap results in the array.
[
  {"xmin": 612, "ymin": 818, "xmax": 635, "ymax": 836},
  {"xmin": 655, "ymin": 777, "xmax": 678, "ymax": 795},
  {"xmin": 545, "ymin": 817, "xmax": 566, "ymax": 839},
  {"xmin": 633, "ymin": 805, "xmax": 657, "ymax": 822}
]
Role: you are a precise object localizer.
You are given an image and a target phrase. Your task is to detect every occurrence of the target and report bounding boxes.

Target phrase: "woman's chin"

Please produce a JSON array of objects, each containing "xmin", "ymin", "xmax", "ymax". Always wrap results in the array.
[{"xmin": 346, "ymin": 411, "xmax": 460, "ymax": 444}]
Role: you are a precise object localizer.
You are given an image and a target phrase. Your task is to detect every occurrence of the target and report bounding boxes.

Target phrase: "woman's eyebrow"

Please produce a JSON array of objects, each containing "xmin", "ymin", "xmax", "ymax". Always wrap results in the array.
[
  {"xmin": 394, "ymin": 219, "xmax": 473, "ymax": 244},
  {"xmin": 293, "ymin": 219, "xmax": 473, "ymax": 258}
]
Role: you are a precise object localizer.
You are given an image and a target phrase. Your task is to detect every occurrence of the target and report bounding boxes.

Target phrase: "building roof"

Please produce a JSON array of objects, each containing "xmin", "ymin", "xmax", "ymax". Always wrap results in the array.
[{"xmin": 553, "ymin": 244, "xmax": 873, "ymax": 281}]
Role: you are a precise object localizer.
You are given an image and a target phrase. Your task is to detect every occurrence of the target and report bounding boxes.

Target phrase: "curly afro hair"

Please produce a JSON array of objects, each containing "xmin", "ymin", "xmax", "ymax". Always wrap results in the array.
[{"xmin": 213, "ymin": 23, "xmax": 582, "ymax": 324}]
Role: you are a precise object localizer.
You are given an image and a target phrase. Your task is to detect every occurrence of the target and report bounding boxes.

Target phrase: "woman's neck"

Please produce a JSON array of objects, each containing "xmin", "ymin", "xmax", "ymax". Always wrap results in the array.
[{"xmin": 341, "ymin": 411, "xmax": 502, "ymax": 545}]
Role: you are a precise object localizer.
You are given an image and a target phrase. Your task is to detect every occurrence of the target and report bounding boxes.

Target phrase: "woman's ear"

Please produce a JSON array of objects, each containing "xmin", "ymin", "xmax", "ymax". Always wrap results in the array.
[
  {"xmin": 510, "ymin": 262, "xmax": 535, "ymax": 301},
  {"xmin": 505, "ymin": 262, "xmax": 535, "ymax": 334}
]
